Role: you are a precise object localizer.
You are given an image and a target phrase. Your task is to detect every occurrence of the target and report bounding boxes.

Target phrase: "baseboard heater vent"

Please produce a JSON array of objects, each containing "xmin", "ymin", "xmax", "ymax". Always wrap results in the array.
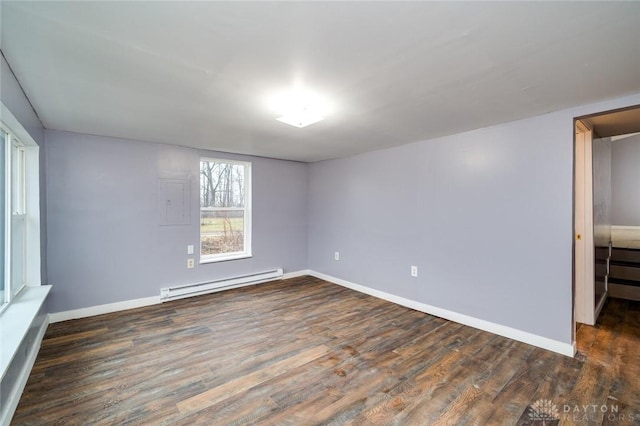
[{"xmin": 160, "ymin": 268, "xmax": 283, "ymax": 302}]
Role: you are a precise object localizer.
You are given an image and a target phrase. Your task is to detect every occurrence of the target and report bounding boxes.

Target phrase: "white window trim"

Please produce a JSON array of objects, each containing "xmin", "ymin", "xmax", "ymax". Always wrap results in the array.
[
  {"xmin": 10, "ymin": 140, "xmax": 27, "ymax": 300},
  {"xmin": 1, "ymin": 129, "xmax": 9, "ymax": 312},
  {"xmin": 199, "ymin": 157, "xmax": 252, "ymax": 263},
  {"xmin": 200, "ymin": 252, "xmax": 252, "ymax": 264},
  {"xmin": 0, "ymin": 102, "xmax": 42, "ymax": 314}
]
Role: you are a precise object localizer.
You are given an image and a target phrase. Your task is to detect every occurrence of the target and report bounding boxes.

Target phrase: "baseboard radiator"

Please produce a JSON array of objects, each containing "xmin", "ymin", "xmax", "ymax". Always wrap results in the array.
[{"xmin": 160, "ymin": 268, "xmax": 283, "ymax": 302}]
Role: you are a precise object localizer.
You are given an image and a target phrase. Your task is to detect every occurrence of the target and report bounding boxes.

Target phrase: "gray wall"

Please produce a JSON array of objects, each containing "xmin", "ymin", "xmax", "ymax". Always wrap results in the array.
[
  {"xmin": 0, "ymin": 56, "xmax": 44, "ymax": 146},
  {"xmin": 308, "ymin": 93, "xmax": 640, "ymax": 345},
  {"xmin": 611, "ymin": 134, "xmax": 640, "ymax": 226},
  {"xmin": 34, "ymin": 82, "xmax": 640, "ymax": 344},
  {"xmin": 1, "ymin": 54, "xmax": 47, "ymax": 283},
  {"xmin": 46, "ymin": 130, "xmax": 308, "ymax": 313}
]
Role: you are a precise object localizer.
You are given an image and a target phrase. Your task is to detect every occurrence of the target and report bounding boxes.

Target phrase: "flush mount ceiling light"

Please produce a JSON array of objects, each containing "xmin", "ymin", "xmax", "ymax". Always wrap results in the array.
[
  {"xmin": 276, "ymin": 108, "xmax": 324, "ymax": 128},
  {"xmin": 267, "ymin": 88, "xmax": 329, "ymax": 128}
]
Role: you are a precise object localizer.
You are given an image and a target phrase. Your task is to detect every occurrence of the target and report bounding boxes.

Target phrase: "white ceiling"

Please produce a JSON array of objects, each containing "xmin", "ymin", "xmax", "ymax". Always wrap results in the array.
[{"xmin": 2, "ymin": 2, "xmax": 640, "ymax": 162}]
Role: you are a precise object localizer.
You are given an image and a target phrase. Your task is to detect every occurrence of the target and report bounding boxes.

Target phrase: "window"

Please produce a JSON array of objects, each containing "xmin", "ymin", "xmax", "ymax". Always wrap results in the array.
[
  {"xmin": 200, "ymin": 158, "xmax": 251, "ymax": 262},
  {"xmin": 1, "ymin": 130, "xmax": 6, "ymax": 307},
  {"xmin": 11, "ymin": 139, "xmax": 27, "ymax": 299},
  {"xmin": 1, "ymin": 124, "xmax": 30, "ymax": 311}
]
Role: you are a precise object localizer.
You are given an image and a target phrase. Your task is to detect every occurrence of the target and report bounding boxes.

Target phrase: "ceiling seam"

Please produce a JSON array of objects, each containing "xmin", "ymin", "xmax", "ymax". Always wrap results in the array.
[{"xmin": 1, "ymin": 49, "xmax": 46, "ymax": 129}]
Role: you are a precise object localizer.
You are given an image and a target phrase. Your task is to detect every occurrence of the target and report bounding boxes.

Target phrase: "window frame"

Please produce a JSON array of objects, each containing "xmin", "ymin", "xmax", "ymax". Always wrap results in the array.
[
  {"xmin": 10, "ymin": 138, "xmax": 27, "ymax": 299},
  {"xmin": 0, "ymin": 114, "xmax": 41, "ymax": 314},
  {"xmin": 199, "ymin": 157, "xmax": 252, "ymax": 263},
  {"xmin": 1, "ymin": 128, "xmax": 8, "ymax": 310},
  {"xmin": 1, "ymin": 126, "xmax": 26, "ymax": 311}
]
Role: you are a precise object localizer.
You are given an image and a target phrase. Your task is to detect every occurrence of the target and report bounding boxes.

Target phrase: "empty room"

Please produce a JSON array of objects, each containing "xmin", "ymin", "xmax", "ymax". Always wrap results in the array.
[{"xmin": 2, "ymin": 1, "xmax": 640, "ymax": 425}]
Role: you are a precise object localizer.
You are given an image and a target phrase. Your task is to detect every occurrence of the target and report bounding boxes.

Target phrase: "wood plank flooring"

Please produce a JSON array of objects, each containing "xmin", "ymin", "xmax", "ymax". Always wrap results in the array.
[{"xmin": 12, "ymin": 276, "xmax": 640, "ymax": 425}]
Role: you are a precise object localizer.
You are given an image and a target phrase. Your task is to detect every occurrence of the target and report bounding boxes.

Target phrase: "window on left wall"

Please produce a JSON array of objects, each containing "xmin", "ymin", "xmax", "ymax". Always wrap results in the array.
[
  {"xmin": 1, "ymin": 123, "xmax": 33, "ymax": 311},
  {"xmin": 0, "ymin": 129, "xmax": 6, "ymax": 307}
]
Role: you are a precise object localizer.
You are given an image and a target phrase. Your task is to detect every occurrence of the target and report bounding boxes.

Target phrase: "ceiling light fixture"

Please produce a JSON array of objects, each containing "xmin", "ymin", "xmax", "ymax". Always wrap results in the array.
[
  {"xmin": 267, "ymin": 88, "xmax": 329, "ymax": 128},
  {"xmin": 276, "ymin": 108, "xmax": 324, "ymax": 128}
]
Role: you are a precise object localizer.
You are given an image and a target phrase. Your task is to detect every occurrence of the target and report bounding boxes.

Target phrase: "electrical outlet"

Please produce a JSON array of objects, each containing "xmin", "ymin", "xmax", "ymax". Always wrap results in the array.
[
  {"xmin": 187, "ymin": 245, "xmax": 194, "ymax": 255},
  {"xmin": 411, "ymin": 265, "xmax": 418, "ymax": 277},
  {"xmin": 187, "ymin": 258, "xmax": 195, "ymax": 269},
  {"xmin": 334, "ymin": 251, "xmax": 340, "ymax": 261}
]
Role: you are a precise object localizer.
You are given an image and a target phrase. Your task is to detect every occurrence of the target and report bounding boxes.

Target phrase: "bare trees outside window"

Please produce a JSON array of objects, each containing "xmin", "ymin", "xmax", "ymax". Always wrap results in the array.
[{"xmin": 200, "ymin": 159, "xmax": 251, "ymax": 261}]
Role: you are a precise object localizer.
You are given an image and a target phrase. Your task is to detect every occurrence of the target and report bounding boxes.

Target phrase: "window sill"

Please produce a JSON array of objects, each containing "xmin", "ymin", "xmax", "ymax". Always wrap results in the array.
[
  {"xmin": 200, "ymin": 253, "xmax": 252, "ymax": 264},
  {"xmin": 0, "ymin": 285, "xmax": 51, "ymax": 379}
]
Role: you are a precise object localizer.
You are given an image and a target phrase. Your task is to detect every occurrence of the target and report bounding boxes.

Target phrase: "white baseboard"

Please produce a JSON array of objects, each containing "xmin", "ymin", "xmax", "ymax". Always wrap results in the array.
[
  {"xmin": 49, "ymin": 296, "xmax": 161, "ymax": 323},
  {"xmin": 308, "ymin": 271, "xmax": 575, "ymax": 357},
  {"xmin": 49, "ymin": 270, "xmax": 311, "ymax": 323},
  {"xmin": 1, "ymin": 315, "xmax": 49, "ymax": 426},
  {"xmin": 48, "ymin": 270, "xmax": 574, "ymax": 356},
  {"xmin": 283, "ymin": 269, "xmax": 312, "ymax": 279}
]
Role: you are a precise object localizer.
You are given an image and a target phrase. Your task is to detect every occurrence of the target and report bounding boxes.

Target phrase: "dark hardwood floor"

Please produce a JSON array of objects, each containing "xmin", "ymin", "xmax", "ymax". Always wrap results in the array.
[{"xmin": 12, "ymin": 276, "xmax": 640, "ymax": 425}]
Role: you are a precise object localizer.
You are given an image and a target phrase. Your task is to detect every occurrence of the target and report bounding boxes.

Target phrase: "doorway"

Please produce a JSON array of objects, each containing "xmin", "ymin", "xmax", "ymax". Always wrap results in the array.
[{"xmin": 574, "ymin": 105, "xmax": 640, "ymax": 331}]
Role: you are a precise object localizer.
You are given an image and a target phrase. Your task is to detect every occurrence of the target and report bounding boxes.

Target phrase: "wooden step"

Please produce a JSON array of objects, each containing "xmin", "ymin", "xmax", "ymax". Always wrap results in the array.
[
  {"xmin": 610, "ymin": 259, "xmax": 640, "ymax": 268},
  {"xmin": 608, "ymin": 277, "xmax": 640, "ymax": 288},
  {"xmin": 611, "ymin": 247, "xmax": 640, "ymax": 263},
  {"xmin": 610, "ymin": 265, "xmax": 640, "ymax": 281}
]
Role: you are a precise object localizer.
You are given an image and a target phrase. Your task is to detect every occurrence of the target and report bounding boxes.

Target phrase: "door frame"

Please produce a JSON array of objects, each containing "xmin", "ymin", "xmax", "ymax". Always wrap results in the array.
[{"xmin": 574, "ymin": 119, "xmax": 596, "ymax": 326}]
